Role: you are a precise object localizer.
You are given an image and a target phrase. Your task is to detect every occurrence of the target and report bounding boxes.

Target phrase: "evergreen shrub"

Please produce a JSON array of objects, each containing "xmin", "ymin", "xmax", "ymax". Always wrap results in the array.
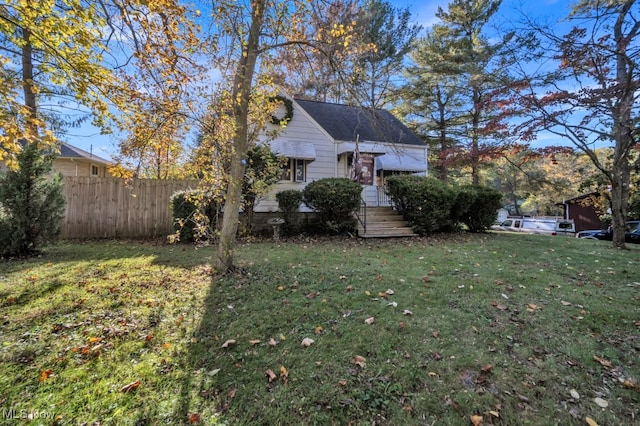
[{"xmin": 303, "ymin": 178, "xmax": 361, "ymax": 233}]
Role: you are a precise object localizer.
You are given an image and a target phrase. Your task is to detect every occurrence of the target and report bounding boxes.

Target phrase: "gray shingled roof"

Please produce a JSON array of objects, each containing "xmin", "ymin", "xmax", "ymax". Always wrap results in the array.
[
  {"xmin": 294, "ymin": 99, "xmax": 425, "ymax": 146},
  {"xmin": 58, "ymin": 142, "xmax": 110, "ymax": 164}
]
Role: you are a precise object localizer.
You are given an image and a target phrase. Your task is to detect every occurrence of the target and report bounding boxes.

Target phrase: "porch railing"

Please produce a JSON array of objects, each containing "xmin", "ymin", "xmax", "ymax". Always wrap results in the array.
[
  {"xmin": 355, "ymin": 197, "xmax": 367, "ymax": 233},
  {"xmin": 377, "ymin": 186, "xmax": 392, "ymax": 207}
]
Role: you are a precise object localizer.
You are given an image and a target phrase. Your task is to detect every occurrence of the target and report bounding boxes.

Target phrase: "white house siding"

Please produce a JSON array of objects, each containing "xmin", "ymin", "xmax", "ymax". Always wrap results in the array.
[
  {"xmin": 54, "ymin": 159, "xmax": 109, "ymax": 177},
  {"xmin": 254, "ymin": 103, "xmax": 336, "ymax": 213},
  {"xmin": 253, "ymin": 99, "xmax": 428, "ymax": 212}
]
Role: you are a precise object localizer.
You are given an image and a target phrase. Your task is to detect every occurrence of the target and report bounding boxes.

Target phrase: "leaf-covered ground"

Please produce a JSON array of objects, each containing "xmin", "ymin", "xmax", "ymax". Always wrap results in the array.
[{"xmin": 0, "ymin": 234, "xmax": 638, "ymax": 425}]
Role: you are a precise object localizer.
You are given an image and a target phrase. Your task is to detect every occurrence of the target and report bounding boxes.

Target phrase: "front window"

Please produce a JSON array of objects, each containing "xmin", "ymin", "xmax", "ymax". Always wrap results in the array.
[
  {"xmin": 91, "ymin": 165, "xmax": 99, "ymax": 176},
  {"xmin": 280, "ymin": 158, "xmax": 306, "ymax": 182}
]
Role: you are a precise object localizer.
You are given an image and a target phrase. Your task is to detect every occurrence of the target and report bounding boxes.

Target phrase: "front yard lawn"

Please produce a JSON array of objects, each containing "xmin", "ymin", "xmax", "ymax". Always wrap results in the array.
[{"xmin": 1, "ymin": 234, "xmax": 638, "ymax": 425}]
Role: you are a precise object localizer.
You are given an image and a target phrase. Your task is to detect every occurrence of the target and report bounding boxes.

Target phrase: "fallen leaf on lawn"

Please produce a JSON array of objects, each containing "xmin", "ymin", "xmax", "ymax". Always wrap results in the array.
[
  {"xmin": 314, "ymin": 326, "xmax": 323, "ymax": 335},
  {"xmin": 570, "ymin": 389, "xmax": 580, "ymax": 399},
  {"xmin": 249, "ymin": 339, "xmax": 261, "ymax": 345},
  {"xmin": 480, "ymin": 364, "xmax": 493, "ymax": 373},
  {"xmin": 162, "ymin": 343, "xmax": 172, "ymax": 349},
  {"xmin": 120, "ymin": 380, "xmax": 140, "ymax": 393},
  {"xmin": 301, "ymin": 338, "xmax": 315, "ymax": 347},
  {"xmin": 265, "ymin": 369, "xmax": 277, "ymax": 382},
  {"xmin": 306, "ymin": 292, "xmax": 318, "ymax": 299},
  {"xmin": 221, "ymin": 339, "xmax": 236, "ymax": 348},
  {"xmin": 585, "ymin": 417, "xmax": 599, "ymax": 426},
  {"xmin": 277, "ymin": 286, "xmax": 285, "ymax": 291},
  {"xmin": 622, "ymin": 378, "xmax": 636, "ymax": 389},
  {"xmin": 346, "ymin": 285, "xmax": 353, "ymax": 291},
  {"xmin": 88, "ymin": 337, "xmax": 102, "ymax": 344},
  {"xmin": 431, "ymin": 331, "xmax": 439, "ymax": 338},
  {"xmin": 228, "ymin": 388, "xmax": 237, "ymax": 399},
  {"xmin": 280, "ymin": 334, "xmax": 286, "ymax": 341},
  {"xmin": 593, "ymin": 355, "xmax": 612, "ymax": 368},
  {"xmin": 501, "ymin": 293, "xmax": 509, "ymax": 299},
  {"xmin": 208, "ymin": 369, "xmax": 221, "ymax": 376},
  {"xmin": 378, "ymin": 291, "xmax": 389, "ymax": 298},
  {"xmin": 490, "ymin": 301, "xmax": 508, "ymax": 311},
  {"xmin": 470, "ymin": 414, "xmax": 483, "ymax": 425},
  {"xmin": 398, "ymin": 321, "xmax": 405, "ymax": 329},
  {"xmin": 385, "ymin": 289, "xmax": 394, "ymax": 295},
  {"xmin": 339, "ymin": 275, "xmax": 347, "ymax": 280},
  {"xmin": 268, "ymin": 338, "xmax": 278, "ymax": 346},
  {"xmin": 351, "ymin": 355, "xmax": 366, "ymax": 368},
  {"xmin": 364, "ymin": 317, "xmax": 375, "ymax": 325},
  {"xmin": 594, "ymin": 397, "xmax": 608, "ymax": 408},
  {"xmin": 176, "ymin": 314, "xmax": 184, "ymax": 326},
  {"xmin": 188, "ymin": 413, "xmax": 200, "ymax": 424},
  {"xmin": 338, "ymin": 379, "xmax": 347, "ymax": 386},
  {"xmin": 526, "ymin": 303, "xmax": 541, "ymax": 312},
  {"xmin": 280, "ymin": 366, "xmax": 289, "ymax": 384},
  {"xmin": 388, "ymin": 301, "xmax": 398, "ymax": 307},
  {"xmin": 403, "ymin": 309, "xmax": 413, "ymax": 316},
  {"xmin": 365, "ymin": 291, "xmax": 371, "ymax": 296},
  {"xmin": 561, "ymin": 300, "xmax": 572, "ymax": 306},
  {"xmin": 39, "ymin": 369, "xmax": 53, "ymax": 381},
  {"xmin": 489, "ymin": 410, "xmax": 500, "ymax": 418}
]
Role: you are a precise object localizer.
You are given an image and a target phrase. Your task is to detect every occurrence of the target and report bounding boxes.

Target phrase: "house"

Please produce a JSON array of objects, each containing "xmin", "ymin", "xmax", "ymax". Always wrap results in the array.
[
  {"xmin": 557, "ymin": 192, "xmax": 604, "ymax": 232},
  {"xmin": 255, "ymin": 96, "xmax": 428, "ymax": 213},
  {"xmin": 0, "ymin": 141, "xmax": 112, "ymax": 177},
  {"xmin": 51, "ymin": 142, "xmax": 112, "ymax": 177}
]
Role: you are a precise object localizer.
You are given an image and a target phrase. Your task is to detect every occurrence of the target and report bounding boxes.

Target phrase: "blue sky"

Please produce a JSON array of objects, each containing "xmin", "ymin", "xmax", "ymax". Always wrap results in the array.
[{"xmin": 65, "ymin": 0, "xmax": 576, "ymax": 160}]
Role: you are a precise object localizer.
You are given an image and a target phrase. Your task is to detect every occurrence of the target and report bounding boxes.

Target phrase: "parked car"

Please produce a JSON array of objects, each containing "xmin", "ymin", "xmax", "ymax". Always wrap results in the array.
[
  {"xmin": 575, "ymin": 229, "xmax": 602, "ymax": 239},
  {"xmin": 491, "ymin": 217, "xmax": 575, "ymax": 236},
  {"xmin": 586, "ymin": 220, "xmax": 640, "ymax": 244}
]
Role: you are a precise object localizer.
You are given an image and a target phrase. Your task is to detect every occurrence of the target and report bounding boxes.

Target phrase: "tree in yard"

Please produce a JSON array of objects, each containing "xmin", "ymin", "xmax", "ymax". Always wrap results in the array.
[
  {"xmin": 103, "ymin": 0, "xmax": 205, "ymax": 179},
  {"xmin": 516, "ymin": 0, "xmax": 640, "ymax": 248},
  {"xmin": 396, "ymin": 30, "xmax": 467, "ymax": 183},
  {"xmin": 398, "ymin": 0, "xmax": 523, "ymax": 185},
  {"xmin": 207, "ymin": 0, "xmax": 355, "ymax": 272},
  {"xmin": 271, "ymin": 0, "xmax": 419, "ymax": 109},
  {"xmin": 0, "ymin": 142, "xmax": 65, "ymax": 257},
  {"xmin": 347, "ymin": 0, "xmax": 421, "ymax": 109},
  {"xmin": 0, "ymin": 0, "xmax": 113, "ymax": 161},
  {"xmin": 270, "ymin": 0, "xmax": 360, "ymax": 103},
  {"xmin": 0, "ymin": 0, "xmax": 201, "ymax": 178}
]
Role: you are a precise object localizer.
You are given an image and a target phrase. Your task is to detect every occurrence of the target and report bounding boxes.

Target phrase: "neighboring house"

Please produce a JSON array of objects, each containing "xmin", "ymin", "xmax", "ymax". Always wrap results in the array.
[
  {"xmin": 0, "ymin": 141, "xmax": 112, "ymax": 177},
  {"xmin": 255, "ymin": 96, "xmax": 428, "ymax": 212},
  {"xmin": 52, "ymin": 142, "xmax": 112, "ymax": 177},
  {"xmin": 557, "ymin": 192, "xmax": 604, "ymax": 232}
]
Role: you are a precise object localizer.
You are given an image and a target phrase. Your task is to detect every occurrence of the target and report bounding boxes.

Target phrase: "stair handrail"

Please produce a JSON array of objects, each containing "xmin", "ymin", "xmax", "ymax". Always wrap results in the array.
[{"xmin": 355, "ymin": 197, "xmax": 366, "ymax": 233}]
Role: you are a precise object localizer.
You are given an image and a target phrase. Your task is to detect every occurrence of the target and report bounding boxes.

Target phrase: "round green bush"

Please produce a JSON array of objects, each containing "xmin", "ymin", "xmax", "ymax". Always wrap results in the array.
[{"xmin": 303, "ymin": 178, "xmax": 361, "ymax": 233}]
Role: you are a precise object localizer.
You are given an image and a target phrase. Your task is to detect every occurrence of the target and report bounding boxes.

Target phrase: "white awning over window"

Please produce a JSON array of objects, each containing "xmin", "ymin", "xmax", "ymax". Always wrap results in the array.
[
  {"xmin": 270, "ymin": 140, "xmax": 316, "ymax": 161},
  {"xmin": 375, "ymin": 154, "xmax": 427, "ymax": 172},
  {"xmin": 336, "ymin": 142, "xmax": 386, "ymax": 155}
]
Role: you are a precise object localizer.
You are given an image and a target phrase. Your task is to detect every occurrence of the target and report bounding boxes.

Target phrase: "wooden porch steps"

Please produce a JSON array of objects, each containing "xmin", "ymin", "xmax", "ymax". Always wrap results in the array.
[{"xmin": 357, "ymin": 206, "xmax": 417, "ymax": 238}]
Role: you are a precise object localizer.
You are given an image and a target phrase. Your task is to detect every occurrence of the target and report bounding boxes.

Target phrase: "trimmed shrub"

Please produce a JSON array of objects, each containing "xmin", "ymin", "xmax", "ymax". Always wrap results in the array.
[
  {"xmin": 454, "ymin": 185, "xmax": 503, "ymax": 232},
  {"xmin": 0, "ymin": 142, "xmax": 65, "ymax": 257},
  {"xmin": 170, "ymin": 189, "xmax": 220, "ymax": 242},
  {"xmin": 276, "ymin": 189, "xmax": 303, "ymax": 235},
  {"xmin": 303, "ymin": 178, "xmax": 361, "ymax": 233},
  {"xmin": 385, "ymin": 175, "xmax": 457, "ymax": 234}
]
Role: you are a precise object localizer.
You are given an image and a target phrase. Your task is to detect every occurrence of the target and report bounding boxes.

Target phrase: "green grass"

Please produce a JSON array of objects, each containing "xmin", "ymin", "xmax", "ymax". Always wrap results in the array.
[{"xmin": 0, "ymin": 234, "xmax": 638, "ymax": 425}]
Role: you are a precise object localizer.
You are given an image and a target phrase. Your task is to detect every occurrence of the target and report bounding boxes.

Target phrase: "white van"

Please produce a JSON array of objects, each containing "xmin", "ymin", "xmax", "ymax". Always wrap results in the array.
[{"xmin": 491, "ymin": 217, "xmax": 576, "ymax": 236}]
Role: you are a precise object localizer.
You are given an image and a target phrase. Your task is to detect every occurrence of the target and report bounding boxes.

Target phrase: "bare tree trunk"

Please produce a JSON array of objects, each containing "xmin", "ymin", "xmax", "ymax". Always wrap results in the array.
[
  {"xmin": 609, "ymin": 0, "xmax": 637, "ymax": 249},
  {"xmin": 470, "ymin": 87, "xmax": 481, "ymax": 185},
  {"xmin": 215, "ymin": 0, "xmax": 265, "ymax": 273},
  {"xmin": 21, "ymin": 28, "xmax": 38, "ymax": 137}
]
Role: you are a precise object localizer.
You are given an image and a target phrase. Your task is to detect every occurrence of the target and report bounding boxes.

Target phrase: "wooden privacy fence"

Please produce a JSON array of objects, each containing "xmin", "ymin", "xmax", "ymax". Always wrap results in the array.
[{"xmin": 61, "ymin": 177, "xmax": 200, "ymax": 239}]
